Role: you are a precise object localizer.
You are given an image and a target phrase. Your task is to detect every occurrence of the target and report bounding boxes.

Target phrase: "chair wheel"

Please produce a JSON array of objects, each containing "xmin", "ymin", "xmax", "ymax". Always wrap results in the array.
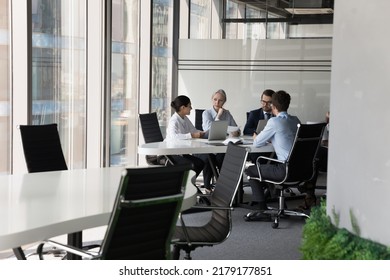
[
  {"xmin": 243, "ymin": 214, "xmax": 252, "ymax": 222},
  {"xmin": 272, "ymin": 221, "xmax": 279, "ymax": 229}
]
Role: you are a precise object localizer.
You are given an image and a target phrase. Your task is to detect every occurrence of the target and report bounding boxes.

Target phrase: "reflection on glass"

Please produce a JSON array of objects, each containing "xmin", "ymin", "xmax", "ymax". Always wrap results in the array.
[
  {"xmin": 224, "ymin": 0, "xmax": 286, "ymax": 39},
  {"xmin": 31, "ymin": 0, "xmax": 86, "ymax": 169},
  {"xmin": 0, "ymin": 0, "xmax": 10, "ymax": 174},
  {"xmin": 110, "ymin": 0, "xmax": 139, "ymax": 166},
  {"xmin": 267, "ymin": 14, "xmax": 286, "ymax": 39},
  {"xmin": 225, "ymin": 0, "xmax": 239, "ymax": 39},
  {"xmin": 151, "ymin": 0, "xmax": 173, "ymax": 126},
  {"xmin": 190, "ymin": 0, "xmax": 211, "ymax": 39},
  {"xmin": 245, "ymin": 6, "xmax": 265, "ymax": 39}
]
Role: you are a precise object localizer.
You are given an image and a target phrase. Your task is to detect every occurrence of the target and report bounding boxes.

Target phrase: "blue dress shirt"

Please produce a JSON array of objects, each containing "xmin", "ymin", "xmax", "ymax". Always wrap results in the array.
[
  {"xmin": 202, "ymin": 108, "xmax": 238, "ymax": 131},
  {"xmin": 253, "ymin": 111, "xmax": 300, "ymax": 160}
]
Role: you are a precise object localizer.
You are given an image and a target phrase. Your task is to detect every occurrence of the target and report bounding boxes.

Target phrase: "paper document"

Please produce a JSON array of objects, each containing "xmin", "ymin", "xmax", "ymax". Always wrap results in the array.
[
  {"xmin": 227, "ymin": 126, "xmax": 240, "ymax": 133},
  {"xmin": 223, "ymin": 138, "xmax": 243, "ymax": 145}
]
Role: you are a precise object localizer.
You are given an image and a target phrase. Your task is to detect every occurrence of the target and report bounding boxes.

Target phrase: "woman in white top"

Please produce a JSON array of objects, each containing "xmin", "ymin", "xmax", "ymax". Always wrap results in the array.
[{"xmin": 166, "ymin": 95, "xmax": 205, "ymax": 178}]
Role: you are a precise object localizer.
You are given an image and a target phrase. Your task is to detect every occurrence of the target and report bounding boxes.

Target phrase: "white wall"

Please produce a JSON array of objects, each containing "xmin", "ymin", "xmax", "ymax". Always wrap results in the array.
[
  {"xmin": 328, "ymin": 0, "xmax": 390, "ymax": 245},
  {"xmin": 178, "ymin": 39, "xmax": 331, "ymax": 129}
]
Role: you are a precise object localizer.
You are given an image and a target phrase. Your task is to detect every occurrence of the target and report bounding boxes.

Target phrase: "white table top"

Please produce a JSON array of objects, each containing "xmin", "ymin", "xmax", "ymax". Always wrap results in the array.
[
  {"xmin": 138, "ymin": 137, "xmax": 274, "ymax": 155},
  {"xmin": 0, "ymin": 167, "xmax": 197, "ymax": 251}
]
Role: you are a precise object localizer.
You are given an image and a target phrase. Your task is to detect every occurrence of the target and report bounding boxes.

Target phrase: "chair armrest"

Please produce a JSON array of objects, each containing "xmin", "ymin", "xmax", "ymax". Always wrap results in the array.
[
  {"xmin": 43, "ymin": 240, "xmax": 100, "ymax": 260},
  {"xmin": 257, "ymin": 156, "xmax": 284, "ymax": 165},
  {"xmin": 255, "ymin": 156, "xmax": 286, "ymax": 182}
]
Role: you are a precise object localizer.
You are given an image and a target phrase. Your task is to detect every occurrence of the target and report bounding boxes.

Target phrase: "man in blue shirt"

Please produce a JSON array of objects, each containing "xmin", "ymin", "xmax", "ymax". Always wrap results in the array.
[{"xmin": 245, "ymin": 90, "xmax": 300, "ymax": 221}]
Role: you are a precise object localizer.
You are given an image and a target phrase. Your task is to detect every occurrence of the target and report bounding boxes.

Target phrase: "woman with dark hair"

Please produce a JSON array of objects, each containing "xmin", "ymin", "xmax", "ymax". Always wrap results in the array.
[{"xmin": 165, "ymin": 95, "xmax": 205, "ymax": 178}]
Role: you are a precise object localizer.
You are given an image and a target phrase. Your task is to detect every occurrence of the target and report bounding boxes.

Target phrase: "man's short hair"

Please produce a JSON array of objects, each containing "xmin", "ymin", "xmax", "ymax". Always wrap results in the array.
[
  {"xmin": 262, "ymin": 89, "xmax": 275, "ymax": 98},
  {"xmin": 272, "ymin": 90, "xmax": 291, "ymax": 112}
]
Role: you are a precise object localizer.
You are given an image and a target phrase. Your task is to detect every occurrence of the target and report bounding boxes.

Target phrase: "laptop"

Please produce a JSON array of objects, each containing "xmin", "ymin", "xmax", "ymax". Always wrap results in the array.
[
  {"xmin": 255, "ymin": 119, "xmax": 268, "ymax": 134},
  {"xmin": 207, "ymin": 120, "xmax": 228, "ymax": 141}
]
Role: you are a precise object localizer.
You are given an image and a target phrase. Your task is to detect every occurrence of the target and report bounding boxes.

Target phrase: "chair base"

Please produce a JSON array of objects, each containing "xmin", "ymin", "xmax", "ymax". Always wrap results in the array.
[{"xmin": 244, "ymin": 206, "xmax": 309, "ymax": 228}]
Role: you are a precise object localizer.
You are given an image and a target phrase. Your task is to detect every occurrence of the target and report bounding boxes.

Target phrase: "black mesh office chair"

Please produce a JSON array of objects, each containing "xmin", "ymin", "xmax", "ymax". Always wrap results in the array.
[
  {"xmin": 245, "ymin": 123, "xmax": 327, "ymax": 229},
  {"xmin": 13, "ymin": 124, "xmax": 68, "ymax": 259},
  {"xmin": 19, "ymin": 124, "xmax": 68, "ymax": 173},
  {"xmin": 41, "ymin": 165, "xmax": 190, "ymax": 259},
  {"xmin": 194, "ymin": 109, "xmax": 205, "ymax": 131},
  {"xmin": 172, "ymin": 143, "xmax": 249, "ymax": 259},
  {"xmin": 139, "ymin": 112, "xmax": 173, "ymax": 165},
  {"xmin": 18, "ymin": 124, "xmax": 99, "ymax": 260}
]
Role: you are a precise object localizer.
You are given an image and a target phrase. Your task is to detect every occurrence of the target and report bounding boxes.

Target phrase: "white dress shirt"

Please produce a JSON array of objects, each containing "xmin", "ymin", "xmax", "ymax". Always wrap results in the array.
[{"xmin": 166, "ymin": 112, "xmax": 199, "ymax": 140}]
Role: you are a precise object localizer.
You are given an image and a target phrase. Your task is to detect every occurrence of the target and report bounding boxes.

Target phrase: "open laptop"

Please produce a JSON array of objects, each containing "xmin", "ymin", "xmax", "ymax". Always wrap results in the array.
[
  {"xmin": 256, "ymin": 119, "xmax": 268, "ymax": 134},
  {"xmin": 207, "ymin": 120, "xmax": 228, "ymax": 141}
]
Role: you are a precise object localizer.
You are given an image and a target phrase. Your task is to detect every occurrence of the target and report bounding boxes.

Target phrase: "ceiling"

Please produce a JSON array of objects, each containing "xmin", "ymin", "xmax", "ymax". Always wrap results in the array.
[{"xmin": 231, "ymin": 0, "xmax": 334, "ymax": 24}]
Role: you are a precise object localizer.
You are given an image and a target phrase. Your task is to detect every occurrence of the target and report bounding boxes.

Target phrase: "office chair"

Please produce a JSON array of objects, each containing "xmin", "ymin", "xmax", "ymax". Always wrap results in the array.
[
  {"xmin": 18, "ymin": 124, "xmax": 99, "ymax": 260},
  {"xmin": 13, "ymin": 124, "xmax": 68, "ymax": 259},
  {"xmin": 19, "ymin": 124, "xmax": 68, "ymax": 173},
  {"xmin": 139, "ymin": 112, "xmax": 209, "ymax": 206},
  {"xmin": 41, "ymin": 165, "xmax": 190, "ymax": 259},
  {"xmin": 172, "ymin": 143, "xmax": 249, "ymax": 260},
  {"xmin": 139, "ymin": 112, "xmax": 173, "ymax": 165},
  {"xmin": 194, "ymin": 109, "xmax": 205, "ymax": 131},
  {"xmin": 245, "ymin": 123, "xmax": 327, "ymax": 229}
]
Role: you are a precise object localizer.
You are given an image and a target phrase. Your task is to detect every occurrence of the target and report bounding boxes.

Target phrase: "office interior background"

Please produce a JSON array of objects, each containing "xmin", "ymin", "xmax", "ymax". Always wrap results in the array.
[{"xmin": 1, "ymin": 0, "xmax": 390, "ymax": 249}]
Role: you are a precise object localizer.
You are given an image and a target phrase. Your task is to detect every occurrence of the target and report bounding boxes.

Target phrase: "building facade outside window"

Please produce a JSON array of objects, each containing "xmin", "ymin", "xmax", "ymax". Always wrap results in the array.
[
  {"xmin": 110, "ymin": 0, "xmax": 139, "ymax": 166},
  {"xmin": 31, "ymin": 0, "xmax": 87, "ymax": 169},
  {"xmin": 151, "ymin": 0, "xmax": 173, "ymax": 129}
]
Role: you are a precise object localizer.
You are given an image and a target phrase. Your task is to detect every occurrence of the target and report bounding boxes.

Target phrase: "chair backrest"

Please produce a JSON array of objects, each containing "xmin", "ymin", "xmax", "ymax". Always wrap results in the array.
[
  {"xmin": 100, "ymin": 165, "xmax": 190, "ymax": 260},
  {"xmin": 139, "ymin": 112, "xmax": 164, "ymax": 143},
  {"xmin": 19, "ymin": 124, "xmax": 68, "ymax": 173},
  {"xmin": 195, "ymin": 109, "xmax": 205, "ymax": 130},
  {"xmin": 284, "ymin": 123, "xmax": 327, "ymax": 183},
  {"xmin": 212, "ymin": 143, "xmax": 249, "ymax": 207}
]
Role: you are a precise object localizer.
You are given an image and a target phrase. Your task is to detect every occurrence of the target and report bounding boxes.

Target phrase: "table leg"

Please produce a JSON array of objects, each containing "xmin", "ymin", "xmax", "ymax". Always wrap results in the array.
[
  {"xmin": 67, "ymin": 232, "xmax": 82, "ymax": 260},
  {"xmin": 12, "ymin": 247, "xmax": 26, "ymax": 260}
]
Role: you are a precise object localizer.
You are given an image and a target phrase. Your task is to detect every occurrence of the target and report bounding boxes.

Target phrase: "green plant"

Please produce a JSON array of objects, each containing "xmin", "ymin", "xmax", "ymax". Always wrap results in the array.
[{"xmin": 300, "ymin": 200, "xmax": 390, "ymax": 259}]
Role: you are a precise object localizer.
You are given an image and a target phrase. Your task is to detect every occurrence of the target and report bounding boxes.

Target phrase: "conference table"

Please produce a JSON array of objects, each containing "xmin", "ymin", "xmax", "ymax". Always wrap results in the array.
[
  {"xmin": 0, "ymin": 167, "xmax": 197, "ymax": 259},
  {"xmin": 138, "ymin": 137, "xmax": 274, "ymax": 207},
  {"xmin": 138, "ymin": 137, "xmax": 274, "ymax": 156}
]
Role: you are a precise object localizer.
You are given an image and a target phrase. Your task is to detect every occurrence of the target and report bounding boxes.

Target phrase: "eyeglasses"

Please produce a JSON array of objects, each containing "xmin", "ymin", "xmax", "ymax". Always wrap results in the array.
[{"xmin": 261, "ymin": 100, "xmax": 272, "ymax": 105}]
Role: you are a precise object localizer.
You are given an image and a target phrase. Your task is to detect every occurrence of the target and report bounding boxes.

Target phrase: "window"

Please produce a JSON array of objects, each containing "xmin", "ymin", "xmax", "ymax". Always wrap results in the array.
[
  {"xmin": 31, "ymin": 0, "xmax": 87, "ymax": 169},
  {"xmin": 0, "ymin": 0, "xmax": 10, "ymax": 174},
  {"xmin": 224, "ymin": 0, "xmax": 286, "ymax": 39},
  {"xmin": 110, "ymin": 0, "xmax": 139, "ymax": 166},
  {"xmin": 151, "ymin": 0, "xmax": 173, "ymax": 128},
  {"xmin": 190, "ymin": 0, "xmax": 212, "ymax": 39}
]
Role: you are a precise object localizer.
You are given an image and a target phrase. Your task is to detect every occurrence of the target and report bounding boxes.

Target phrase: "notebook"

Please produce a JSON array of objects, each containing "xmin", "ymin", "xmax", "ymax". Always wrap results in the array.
[
  {"xmin": 256, "ymin": 119, "xmax": 268, "ymax": 134},
  {"xmin": 207, "ymin": 120, "xmax": 228, "ymax": 141}
]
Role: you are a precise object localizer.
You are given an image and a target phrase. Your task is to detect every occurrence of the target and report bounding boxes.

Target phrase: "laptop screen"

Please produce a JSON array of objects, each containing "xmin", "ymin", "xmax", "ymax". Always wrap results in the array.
[
  {"xmin": 207, "ymin": 121, "xmax": 228, "ymax": 140},
  {"xmin": 256, "ymin": 119, "xmax": 268, "ymax": 134}
]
